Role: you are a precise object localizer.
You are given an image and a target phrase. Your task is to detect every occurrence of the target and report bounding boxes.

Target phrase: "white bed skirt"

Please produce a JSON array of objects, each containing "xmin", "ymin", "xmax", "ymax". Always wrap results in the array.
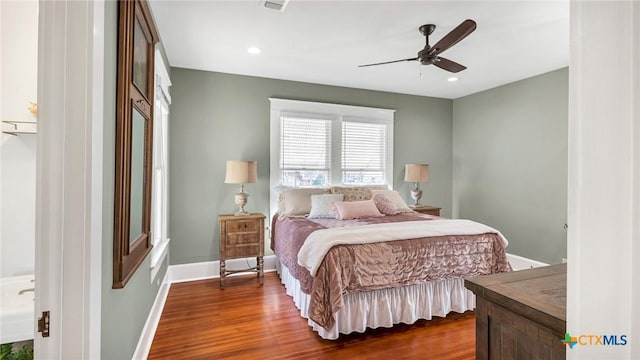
[{"xmin": 276, "ymin": 260, "xmax": 476, "ymax": 340}]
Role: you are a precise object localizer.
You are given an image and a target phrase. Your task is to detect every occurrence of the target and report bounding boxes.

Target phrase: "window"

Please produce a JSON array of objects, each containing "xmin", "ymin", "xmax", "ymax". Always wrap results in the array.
[
  {"xmin": 280, "ymin": 115, "xmax": 332, "ymax": 187},
  {"xmin": 150, "ymin": 47, "xmax": 171, "ymax": 282},
  {"xmin": 270, "ymin": 98, "xmax": 395, "ymax": 213},
  {"xmin": 342, "ymin": 120, "xmax": 387, "ymax": 185}
]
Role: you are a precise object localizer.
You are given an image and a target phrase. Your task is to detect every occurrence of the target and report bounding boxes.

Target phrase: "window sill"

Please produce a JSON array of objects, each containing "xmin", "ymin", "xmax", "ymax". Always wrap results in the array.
[{"xmin": 150, "ymin": 238, "xmax": 170, "ymax": 282}]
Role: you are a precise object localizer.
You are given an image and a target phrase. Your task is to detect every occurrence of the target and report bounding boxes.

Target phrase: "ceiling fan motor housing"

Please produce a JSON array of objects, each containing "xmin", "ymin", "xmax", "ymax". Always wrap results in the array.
[{"xmin": 417, "ymin": 49, "xmax": 435, "ymax": 65}]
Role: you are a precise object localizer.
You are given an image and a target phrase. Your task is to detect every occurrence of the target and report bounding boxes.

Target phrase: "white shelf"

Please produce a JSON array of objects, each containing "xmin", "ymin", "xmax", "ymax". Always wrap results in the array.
[{"xmin": 2, "ymin": 120, "xmax": 37, "ymax": 135}]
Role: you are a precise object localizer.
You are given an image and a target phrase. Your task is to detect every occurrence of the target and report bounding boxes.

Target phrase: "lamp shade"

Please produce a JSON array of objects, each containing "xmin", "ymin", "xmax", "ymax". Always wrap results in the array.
[
  {"xmin": 404, "ymin": 164, "xmax": 429, "ymax": 183},
  {"xmin": 224, "ymin": 160, "xmax": 257, "ymax": 184}
]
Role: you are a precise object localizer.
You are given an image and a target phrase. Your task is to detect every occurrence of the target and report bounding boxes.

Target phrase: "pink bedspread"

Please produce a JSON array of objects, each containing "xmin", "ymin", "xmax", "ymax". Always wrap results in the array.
[{"xmin": 271, "ymin": 214, "xmax": 511, "ymax": 329}]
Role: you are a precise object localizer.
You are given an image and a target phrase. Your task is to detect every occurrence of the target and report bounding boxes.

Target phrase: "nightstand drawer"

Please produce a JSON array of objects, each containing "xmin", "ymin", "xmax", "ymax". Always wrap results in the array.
[
  {"xmin": 226, "ymin": 220, "xmax": 259, "ymax": 233},
  {"xmin": 225, "ymin": 244, "xmax": 260, "ymax": 258},
  {"xmin": 226, "ymin": 232, "xmax": 260, "ymax": 246}
]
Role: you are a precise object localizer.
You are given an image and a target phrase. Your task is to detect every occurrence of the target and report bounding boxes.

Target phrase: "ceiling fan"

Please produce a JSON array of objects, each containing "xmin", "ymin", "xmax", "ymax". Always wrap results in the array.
[{"xmin": 358, "ymin": 19, "xmax": 477, "ymax": 73}]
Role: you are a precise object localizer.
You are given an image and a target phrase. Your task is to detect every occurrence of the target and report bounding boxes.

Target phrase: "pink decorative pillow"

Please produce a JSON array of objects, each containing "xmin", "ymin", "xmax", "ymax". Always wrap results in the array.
[
  {"xmin": 373, "ymin": 193, "xmax": 401, "ymax": 215},
  {"xmin": 332, "ymin": 200, "xmax": 384, "ymax": 220},
  {"xmin": 371, "ymin": 190, "xmax": 413, "ymax": 213}
]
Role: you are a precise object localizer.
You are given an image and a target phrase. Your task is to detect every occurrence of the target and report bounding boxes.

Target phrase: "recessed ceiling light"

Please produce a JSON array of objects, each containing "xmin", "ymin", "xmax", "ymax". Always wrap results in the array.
[
  {"xmin": 261, "ymin": 0, "xmax": 289, "ymax": 12},
  {"xmin": 247, "ymin": 46, "xmax": 261, "ymax": 55},
  {"xmin": 448, "ymin": 77, "xmax": 459, "ymax": 82}
]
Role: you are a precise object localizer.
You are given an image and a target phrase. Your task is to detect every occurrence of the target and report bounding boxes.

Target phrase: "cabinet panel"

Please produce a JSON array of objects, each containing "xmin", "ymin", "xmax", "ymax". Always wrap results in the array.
[
  {"xmin": 486, "ymin": 301, "xmax": 563, "ymax": 359},
  {"xmin": 226, "ymin": 220, "xmax": 259, "ymax": 234},
  {"xmin": 226, "ymin": 233, "xmax": 260, "ymax": 246}
]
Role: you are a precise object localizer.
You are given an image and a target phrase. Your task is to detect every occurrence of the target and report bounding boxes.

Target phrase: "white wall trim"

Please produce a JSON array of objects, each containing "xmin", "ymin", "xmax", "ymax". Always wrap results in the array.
[
  {"xmin": 132, "ymin": 270, "xmax": 170, "ymax": 360},
  {"xmin": 88, "ymin": 1, "xmax": 105, "ymax": 357},
  {"xmin": 168, "ymin": 255, "xmax": 278, "ymax": 284},
  {"xmin": 35, "ymin": 0, "xmax": 104, "ymax": 358},
  {"xmin": 150, "ymin": 48, "xmax": 172, "ymax": 283},
  {"xmin": 632, "ymin": 4, "xmax": 640, "ymax": 359},
  {"xmin": 506, "ymin": 253, "xmax": 549, "ymax": 271},
  {"xmin": 568, "ymin": 2, "xmax": 637, "ymax": 358},
  {"xmin": 269, "ymin": 98, "xmax": 396, "ymax": 118}
]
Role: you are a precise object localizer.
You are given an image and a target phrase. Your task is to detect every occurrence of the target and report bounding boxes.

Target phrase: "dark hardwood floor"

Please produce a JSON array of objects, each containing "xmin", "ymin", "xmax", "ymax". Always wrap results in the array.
[{"xmin": 148, "ymin": 272, "xmax": 476, "ymax": 359}]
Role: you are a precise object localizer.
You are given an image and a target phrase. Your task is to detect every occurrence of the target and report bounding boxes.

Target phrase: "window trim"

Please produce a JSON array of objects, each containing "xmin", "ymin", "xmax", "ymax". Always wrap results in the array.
[
  {"xmin": 150, "ymin": 47, "xmax": 171, "ymax": 282},
  {"xmin": 269, "ymin": 98, "xmax": 395, "ymax": 216}
]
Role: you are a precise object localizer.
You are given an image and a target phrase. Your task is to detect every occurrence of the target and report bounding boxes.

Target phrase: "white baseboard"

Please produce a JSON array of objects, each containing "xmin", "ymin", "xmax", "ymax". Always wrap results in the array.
[
  {"xmin": 132, "ymin": 270, "xmax": 171, "ymax": 360},
  {"xmin": 168, "ymin": 254, "xmax": 278, "ymax": 284},
  {"xmin": 506, "ymin": 253, "xmax": 549, "ymax": 271}
]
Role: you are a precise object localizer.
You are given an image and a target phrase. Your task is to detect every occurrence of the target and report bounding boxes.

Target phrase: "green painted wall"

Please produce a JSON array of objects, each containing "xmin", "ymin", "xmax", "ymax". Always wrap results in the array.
[
  {"xmin": 452, "ymin": 68, "xmax": 568, "ymax": 264},
  {"xmin": 169, "ymin": 68, "xmax": 453, "ymax": 265},
  {"xmin": 100, "ymin": 2, "xmax": 168, "ymax": 359}
]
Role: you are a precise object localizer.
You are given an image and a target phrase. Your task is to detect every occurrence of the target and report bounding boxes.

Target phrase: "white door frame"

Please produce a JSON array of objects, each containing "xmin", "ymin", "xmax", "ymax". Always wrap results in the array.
[
  {"xmin": 567, "ymin": 1, "xmax": 639, "ymax": 358},
  {"xmin": 35, "ymin": 0, "xmax": 104, "ymax": 358}
]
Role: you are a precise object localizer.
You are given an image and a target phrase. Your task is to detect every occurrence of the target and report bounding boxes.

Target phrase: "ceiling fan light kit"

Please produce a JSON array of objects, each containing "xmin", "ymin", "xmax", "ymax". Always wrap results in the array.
[{"xmin": 359, "ymin": 19, "xmax": 477, "ymax": 73}]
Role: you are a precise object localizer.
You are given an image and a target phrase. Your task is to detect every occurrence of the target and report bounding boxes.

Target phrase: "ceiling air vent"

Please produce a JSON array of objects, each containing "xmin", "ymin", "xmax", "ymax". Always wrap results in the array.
[{"xmin": 261, "ymin": 0, "xmax": 289, "ymax": 12}]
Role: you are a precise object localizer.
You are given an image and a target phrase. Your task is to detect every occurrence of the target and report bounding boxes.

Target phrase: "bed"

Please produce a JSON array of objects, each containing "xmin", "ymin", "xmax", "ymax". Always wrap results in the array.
[{"xmin": 270, "ymin": 187, "xmax": 512, "ymax": 339}]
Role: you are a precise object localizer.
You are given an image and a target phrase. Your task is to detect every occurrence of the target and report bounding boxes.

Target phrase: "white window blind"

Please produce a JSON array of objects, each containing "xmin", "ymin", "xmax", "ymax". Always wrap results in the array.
[
  {"xmin": 342, "ymin": 120, "xmax": 387, "ymax": 185},
  {"xmin": 280, "ymin": 115, "xmax": 332, "ymax": 187}
]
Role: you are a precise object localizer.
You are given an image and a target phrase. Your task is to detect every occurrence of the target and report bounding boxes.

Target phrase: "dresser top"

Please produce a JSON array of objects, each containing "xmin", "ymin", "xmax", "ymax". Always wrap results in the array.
[{"xmin": 465, "ymin": 264, "xmax": 566, "ymax": 333}]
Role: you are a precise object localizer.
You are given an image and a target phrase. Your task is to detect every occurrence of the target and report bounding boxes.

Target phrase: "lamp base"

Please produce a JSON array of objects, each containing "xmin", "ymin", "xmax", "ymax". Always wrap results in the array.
[
  {"xmin": 233, "ymin": 185, "xmax": 250, "ymax": 216},
  {"xmin": 410, "ymin": 186, "xmax": 423, "ymax": 206}
]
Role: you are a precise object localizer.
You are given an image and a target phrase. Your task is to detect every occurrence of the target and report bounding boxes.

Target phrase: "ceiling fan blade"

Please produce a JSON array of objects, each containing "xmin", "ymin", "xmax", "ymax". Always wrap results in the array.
[
  {"xmin": 358, "ymin": 57, "xmax": 418, "ymax": 67},
  {"xmin": 429, "ymin": 19, "xmax": 477, "ymax": 56},
  {"xmin": 433, "ymin": 56, "xmax": 466, "ymax": 73}
]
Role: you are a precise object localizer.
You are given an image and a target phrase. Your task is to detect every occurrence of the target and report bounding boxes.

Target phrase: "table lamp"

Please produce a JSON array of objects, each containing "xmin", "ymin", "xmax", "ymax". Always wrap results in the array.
[
  {"xmin": 224, "ymin": 160, "xmax": 257, "ymax": 216},
  {"xmin": 404, "ymin": 163, "xmax": 429, "ymax": 206}
]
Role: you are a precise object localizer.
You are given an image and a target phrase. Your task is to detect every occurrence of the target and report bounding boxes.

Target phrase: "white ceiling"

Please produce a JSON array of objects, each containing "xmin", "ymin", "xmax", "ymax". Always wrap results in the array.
[{"xmin": 149, "ymin": 0, "xmax": 569, "ymax": 99}]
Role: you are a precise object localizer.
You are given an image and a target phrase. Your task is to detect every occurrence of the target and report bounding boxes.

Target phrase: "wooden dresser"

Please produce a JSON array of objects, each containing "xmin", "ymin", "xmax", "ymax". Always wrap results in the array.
[
  {"xmin": 465, "ymin": 264, "xmax": 566, "ymax": 360},
  {"xmin": 218, "ymin": 213, "xmax": 266, "ymax": 289}
]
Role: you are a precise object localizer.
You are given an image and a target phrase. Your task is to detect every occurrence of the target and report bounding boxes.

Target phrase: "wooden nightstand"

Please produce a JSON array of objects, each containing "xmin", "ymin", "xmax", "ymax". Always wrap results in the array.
[
  {"xmin": 218, "ymin": 213, "xmax": 266, "ymax": 289},
  {"xmin": 411, "ymin": 205, "xmax": 441, "ymax": 216}
]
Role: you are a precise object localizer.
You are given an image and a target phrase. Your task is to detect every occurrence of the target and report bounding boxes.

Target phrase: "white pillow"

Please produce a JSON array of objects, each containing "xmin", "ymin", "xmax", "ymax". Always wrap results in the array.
[
  {"xmin": 308, "ymin": 194, "xmax": 344, "ymax": 219},
  {"xmin": 370, "ymin": 190, "xmax": 413, "ymax": 213}
]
